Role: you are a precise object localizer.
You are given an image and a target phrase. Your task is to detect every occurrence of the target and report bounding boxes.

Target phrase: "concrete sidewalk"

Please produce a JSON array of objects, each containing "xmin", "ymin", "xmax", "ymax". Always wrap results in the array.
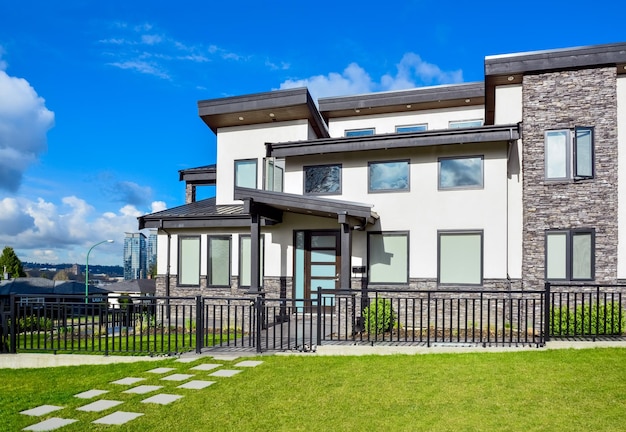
[
  {"xmin": 2, "ymin": 341, "xmax": 624, "ymax": 368},
  {"xmin": 0, "ymin": 353, "xmax": 163, "ymax": 369}
]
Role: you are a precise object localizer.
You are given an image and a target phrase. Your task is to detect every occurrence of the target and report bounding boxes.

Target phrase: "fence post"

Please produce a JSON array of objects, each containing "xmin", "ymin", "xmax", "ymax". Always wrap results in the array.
[
  {"xmin": 9, "ymin": 294, "xmax": 16, "ymax": 353},
  {"xmin": 316, "ymin": 288, "xmax": 322, "ymax": 347},
  {"xmin": 104, "ymin": 303, "xmax": 109, "ymax": 356},
  {"xmin": 544, "ymin": 282, "xmax": 551, "ymax": 343},
  {"xmin": 255, "ymin": 295, "xmax": 263, "ymax": 354},
  {"xmin": 195, "ymin": 296, "xmax": 203, "ymax": 354}
]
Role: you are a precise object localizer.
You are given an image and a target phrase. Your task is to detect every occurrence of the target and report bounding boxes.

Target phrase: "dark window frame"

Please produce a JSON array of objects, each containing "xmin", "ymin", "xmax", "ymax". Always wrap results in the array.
[
  {"xmin": 238, "ymin": 234, "xmax": 265, "ymax": 289},
  {"xmin": 544, "ymin": 126, "xmax": 595, "ymax": 181},
  {"xmin": 367, "ymin": 231, "xmax": 410, "ymax": 285},
  {"xmin": 303, "ymin": 163, "xmax": 342, "ymax": 195},
  {"xmin": 368, "ymin": 159, "xmax": 411, "ymax": 193},
  {"xmin": 207, "ymin": 235, "xmax": 232, "ymax": 288},
  {"xmin": 437, "ymin": 230, "xmax": 484, "ymax": 286},
  {"xmin": 544, "ymin": 228, "xmax": 595, "ymax": 282},
  {"xmin": 177, "ymin": 235, "xmax": 201, "ymax": 287},
  {"xmin": 234, "ymin": 158, "xmax": 258, "ymax": 189},
  {"xmin": 438, "ymin": 155, "xmax": 484, "ymax": 190}
]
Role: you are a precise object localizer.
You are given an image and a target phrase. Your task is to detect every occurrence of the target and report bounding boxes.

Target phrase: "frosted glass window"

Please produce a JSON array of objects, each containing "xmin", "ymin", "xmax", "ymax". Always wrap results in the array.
[
  {"xmin": 572, "ymin": 232, "xmax": 592, "ymax": 280},
  {"xmin": 368, "ymin": 232, "xmax": 409, "ymax": 284},
  {"xmin": 546, "ymin": 233, "xmax": 567, "ymax": 280},
  {"xmin": 179, "ymin": 236, "xmax": 200, "ymax": 286},
  {"xmin": 574, "ymin": 127, "xmax": 594, "ymax": 178},
  {"xmin": 439, "ymin": 232, "xmax": 482, "ymax": 285},
  {"xmin": 208, "ymin": 236, "xmax": 230, "ymax": 286},
  {"xmin": 239, "ymin": 235, "xmax": 264, "ymax": 288},
  {"xmin": 545, "ymin": 131, "xmax": 569, "ymax": 179},
  {"xmin": 235, "ymin": 159, "xmax": 257, "ymax": 188}
]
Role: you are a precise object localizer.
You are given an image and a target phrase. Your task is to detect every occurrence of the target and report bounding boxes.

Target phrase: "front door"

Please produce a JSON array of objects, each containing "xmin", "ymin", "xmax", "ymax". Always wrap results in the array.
[{"xmin": 294, "ymin": 230, "xmax": 340, "ymax": 311}]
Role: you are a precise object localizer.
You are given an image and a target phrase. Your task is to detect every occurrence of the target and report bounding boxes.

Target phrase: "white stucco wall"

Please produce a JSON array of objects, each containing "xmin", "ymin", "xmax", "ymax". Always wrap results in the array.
[
  {"xmin": 617, "ymin": 76, "xmax": 626, "ymax": 279},
  {"xmin": 494, "ymin": 84, "xmax": 523, "ymax": 280},
  {"xmin": 215, "ymin": 120, "xmax": 311, "ymax": 205},
  {"xmin": 326, "ymin": 106, "xmax": 484, "ymax": 137}
]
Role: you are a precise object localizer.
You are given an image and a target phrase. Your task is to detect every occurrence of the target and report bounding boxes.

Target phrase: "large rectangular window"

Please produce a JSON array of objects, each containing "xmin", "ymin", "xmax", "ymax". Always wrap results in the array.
[
  {"xmin": 235, "ymin": 159, "xmax": 257, "ymax": 188},
  {"xmin": 369, "ymin": 160, "xmax": 410, "ymax": 192},
  {"xmin": 208, "ymin": 236, "xmax": 231, "ymax": 287},
  {"xmin": 545, "ymin": 127, "xmax": 594, "ymax": 180},
  {"xmin": 178, "ymin": 236, "xmax": 200, "ymax": 286},
  {"xmin": 345, "ymin": 128, "xmax": 374, "ymax": 137},
  {"xmin": 368, "ymin": 232, "xmax": 409, "ymax": 284},
  {"xmin": 439, "ymin": 156, "xmax": 484, "ymax": 189},
  {"xmin": 239, "ymin": 235, "xmax": 265, "ymax": 288},
  {"xmin": 438, "ymin": 231, "xmax": 483, "ymax": 285},
  {"xmin": 545, "ymin": 229, "xmax": 594, "ymax": 281},
  {"xmin": 304, "ymin": 164, "xmax": 341, "ymax": 195}
]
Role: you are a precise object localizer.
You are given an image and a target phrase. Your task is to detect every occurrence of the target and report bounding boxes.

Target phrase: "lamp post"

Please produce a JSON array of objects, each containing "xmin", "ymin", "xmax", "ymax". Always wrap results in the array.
[{"xmin": 85, "ymin": 240, "xmax": 114, "ymax": 304}]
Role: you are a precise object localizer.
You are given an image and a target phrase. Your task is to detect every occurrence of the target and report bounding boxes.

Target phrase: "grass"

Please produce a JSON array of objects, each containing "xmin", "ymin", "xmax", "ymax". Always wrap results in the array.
[{"xmin": 1, "ymin": 348, "xmax": 625, "ymax": 431}]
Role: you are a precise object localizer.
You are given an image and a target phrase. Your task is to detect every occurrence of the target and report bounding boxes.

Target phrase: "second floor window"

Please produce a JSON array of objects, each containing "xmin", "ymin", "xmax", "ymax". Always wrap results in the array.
[
  {"xmin": 345, "ymin": 128, "xmax": 375, "ymax": 137},
  {"xmin": 235, "ymin": 159, "xmax": 257, "ymax": 188},
  {"xmin": 304, "ymin": 164, "xmax": 341, "ymax": 195},
  {"xmin": 369, "ymin": 160, "xmax": 409, "ymax": 192},
  {"xmin": 545, "ymin": 127, "xmax": 594, "ymax": 180},
  {"xmin": 439, "ymin": 156, "xmax": 484, "ymax": 190}
]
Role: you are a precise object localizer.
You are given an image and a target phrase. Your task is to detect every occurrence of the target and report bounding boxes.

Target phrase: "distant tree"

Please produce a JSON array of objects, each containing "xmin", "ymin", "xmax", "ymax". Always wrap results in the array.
[
  {"xmin": 149, "ymin": 263, "xmax": 157, "ymax": 279},
  {"xmin": 0, "ymin": 247, "xmax": 26, "ymax": 279},
  {"xmin": 53, "ymin": 269, "xmax": 70, "ymax": 281}
]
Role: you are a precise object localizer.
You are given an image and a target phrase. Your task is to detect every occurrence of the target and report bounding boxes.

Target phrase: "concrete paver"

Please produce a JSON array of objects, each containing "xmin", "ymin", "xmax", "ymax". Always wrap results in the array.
[
  {"xmin": 177, "ymin": 380, "xmax": 216, "ymax": 389},
  {"xmin": 235, "ymin": 360, "xmax": 263, "ymax": 367},
  {"xmin": 77, "ymin": 400, "xmax": 123, "ymax": 412},
  {"xmin": 20, "ymin": 405, "xmax": 63, "ymax": 416},
  {"xmin": 147, "ymin": 367, "xmax": 176, "ymax": 374},
  {"xmin": 23, "ymin": 418, "xmax": 77, "ymax": 431},
  {"xmin": 160, "ymin": 373, "xmax": 194, "ymax": 381},
  {"xmin": 141, "ymin": 394, "xmax": 183, "ymax": 405},
  {"xmin": 92, "ymin": 411, "xmax": 143, "ymax": 425},
  {"xmin": 209, "ymin": 369, "xmax": 242, "ymax": 377},
  {"xmin": 111, "ymin": 377, "xmax": 145, "ymax": 385},
  {"xmin": 190, "ymin": 363, "xmax": 222, "ymax": 371},
  {"xmin": 123, "ymin": 385, "xmax": 163, "ymax": 394},
  {"xmin": 74, "ymin": 389, "xmax": 109, "ymax": 399}
]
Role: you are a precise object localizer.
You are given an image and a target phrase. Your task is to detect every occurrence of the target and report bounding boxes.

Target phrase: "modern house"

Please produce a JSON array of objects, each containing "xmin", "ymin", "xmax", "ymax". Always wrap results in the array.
[{"xmin": 138, "ymin": 42, "xmax": 626, "ymax": 308}]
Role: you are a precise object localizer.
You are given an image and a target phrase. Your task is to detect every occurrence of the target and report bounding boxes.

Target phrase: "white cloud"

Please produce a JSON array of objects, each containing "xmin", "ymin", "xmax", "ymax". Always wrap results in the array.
[
  {"xmin": 279, "ymin": 52, "xmax": 464, "ymax": 101},
  {"xmin": 0, "ymin": 53, "xmax": 55, "ymax": 192},
  {"xmin": 151, "ymin": 201, "xmax": 167, "ymax": 212},
  {"xmin": 0, "ymin": 195, "xmax": 163, "ymax": 266},
  {"xmin": 106, "ymin": 60, "xmax": 171, "ymax": 80}
]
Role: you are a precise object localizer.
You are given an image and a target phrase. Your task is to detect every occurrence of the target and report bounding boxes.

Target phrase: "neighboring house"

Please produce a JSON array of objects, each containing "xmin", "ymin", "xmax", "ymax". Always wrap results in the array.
[
  {"xmin": 0, "ymin": 278, "xmax": 109, "ymax": 306},
  {"xmin": 102, "ymin": 279, "xmax": 156, "ymax": 308},
  {"xmin": 138, "ymin": 42, "xmax": 626, "ymax": 305}
]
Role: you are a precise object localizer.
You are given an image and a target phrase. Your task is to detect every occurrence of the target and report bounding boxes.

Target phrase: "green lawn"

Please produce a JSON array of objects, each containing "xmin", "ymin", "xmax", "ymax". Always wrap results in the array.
[{"xmin": 1, "ymin": 348, "xmax": 625, "ymax": 431}]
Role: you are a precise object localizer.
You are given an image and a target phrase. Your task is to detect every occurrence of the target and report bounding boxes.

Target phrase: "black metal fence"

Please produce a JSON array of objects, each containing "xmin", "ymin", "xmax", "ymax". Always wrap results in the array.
[{"xmin": 1, "ymin": 284, "xmax": 624, "ymax": 355}]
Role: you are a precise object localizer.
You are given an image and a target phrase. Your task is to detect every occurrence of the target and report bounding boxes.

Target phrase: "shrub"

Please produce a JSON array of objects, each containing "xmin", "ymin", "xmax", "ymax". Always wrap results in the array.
[
  {"xmin": 9, "ymin": 315, "xmax": 53, "ymax": 333},
  {"xmin": 363, "ymin": 298, "xmax": 396, "ymax": 334},
  {"xmin": 550, "ymin": 302, "xmax": 625, "ymax": 336}
]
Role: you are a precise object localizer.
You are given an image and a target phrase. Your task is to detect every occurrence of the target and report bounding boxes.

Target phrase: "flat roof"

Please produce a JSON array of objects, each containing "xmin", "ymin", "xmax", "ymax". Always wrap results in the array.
[
  {"xmin": 485, "ymin": 42, "xmax": 626, "ymax": 76},
  {"xmin": 318, "ymin": 82, "xmax": 484, "ymax": 122},
  {"xmin": 179, "ymin": 164, "xmax": 217, "ymax": 185},
  {"xmin": 197, "ymin": 87, "xmax": 329, "ymax": 138}
]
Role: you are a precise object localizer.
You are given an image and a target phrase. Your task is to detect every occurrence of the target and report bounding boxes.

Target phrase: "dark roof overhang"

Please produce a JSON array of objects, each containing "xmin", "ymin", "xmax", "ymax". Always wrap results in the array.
[
  {"xmin": 198, "ymin": 87, "xmax": 329, "ymax": 138},
  {"xmin": 484, "ymin": 42, "xmax": 626, "ymax": 124},
  {"xmin": 179, "ymin": 164, "xmax": 217, "ymax": 185},
  {"xmin": 267, "ymin": 123, "xmax": 520, "ymax": 158},
  {"xmin": 138, "ymin": 198, "xmax": 249, "ymax": 230},
  {"xmin": 234, "ymin": 187, "xmax": 379, "ymax": 227},
  {"xmin": 318, "ymin": 82, "xmax": 484, "ymax": 123}
]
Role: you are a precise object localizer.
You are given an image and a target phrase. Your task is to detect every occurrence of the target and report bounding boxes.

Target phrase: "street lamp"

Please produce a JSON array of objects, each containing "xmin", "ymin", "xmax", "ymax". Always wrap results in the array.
[{"xmin": 85, "ymin": 240, "xmax": 114, "ymax": 304}]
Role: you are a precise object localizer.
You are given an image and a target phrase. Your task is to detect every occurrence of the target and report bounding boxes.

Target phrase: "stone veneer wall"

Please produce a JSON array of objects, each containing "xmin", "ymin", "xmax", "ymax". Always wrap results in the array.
[{"xmin": 522, "ymin": 67, "xmax": 618, "ymax": 287}]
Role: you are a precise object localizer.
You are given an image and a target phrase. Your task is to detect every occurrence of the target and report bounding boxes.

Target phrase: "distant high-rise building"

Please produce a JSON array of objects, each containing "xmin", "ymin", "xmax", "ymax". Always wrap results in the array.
[
  {"xmin": 147, "ymin": 230, "xmax": 158, "ymax": 275},
  {"xmin": 124, "ymin": 232, "xmax": 147, "ymax": 280}
]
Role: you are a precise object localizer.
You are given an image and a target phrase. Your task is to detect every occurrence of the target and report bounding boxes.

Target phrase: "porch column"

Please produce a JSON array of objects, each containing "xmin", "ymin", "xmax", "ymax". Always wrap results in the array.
[
  {"xmin": 250, "ymin": 213, "xmax": 261, "ymax": 292},
  {"xmin": 338, "ymin": 212, "xmax": 352, "ymax": 290}
]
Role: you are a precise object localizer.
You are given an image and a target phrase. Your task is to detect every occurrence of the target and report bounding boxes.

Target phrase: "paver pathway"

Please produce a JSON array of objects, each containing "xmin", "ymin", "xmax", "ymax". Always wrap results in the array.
[{"xmin": 18, "ymin": 354, "xmax": 264, "ymax": 431}]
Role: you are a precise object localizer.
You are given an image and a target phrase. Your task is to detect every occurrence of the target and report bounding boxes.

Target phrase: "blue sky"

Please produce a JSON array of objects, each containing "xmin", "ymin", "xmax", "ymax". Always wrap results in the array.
[{"xmin": 0, "ymin": 0, "xmax": 622, "ymax": 266}]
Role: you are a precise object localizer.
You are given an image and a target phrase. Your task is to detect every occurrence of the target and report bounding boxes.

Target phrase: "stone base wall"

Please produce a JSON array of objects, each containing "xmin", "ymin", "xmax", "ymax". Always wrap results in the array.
[{"xmin": 522, "ymin": 67, "xmax": 618, "ymax": 286}]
